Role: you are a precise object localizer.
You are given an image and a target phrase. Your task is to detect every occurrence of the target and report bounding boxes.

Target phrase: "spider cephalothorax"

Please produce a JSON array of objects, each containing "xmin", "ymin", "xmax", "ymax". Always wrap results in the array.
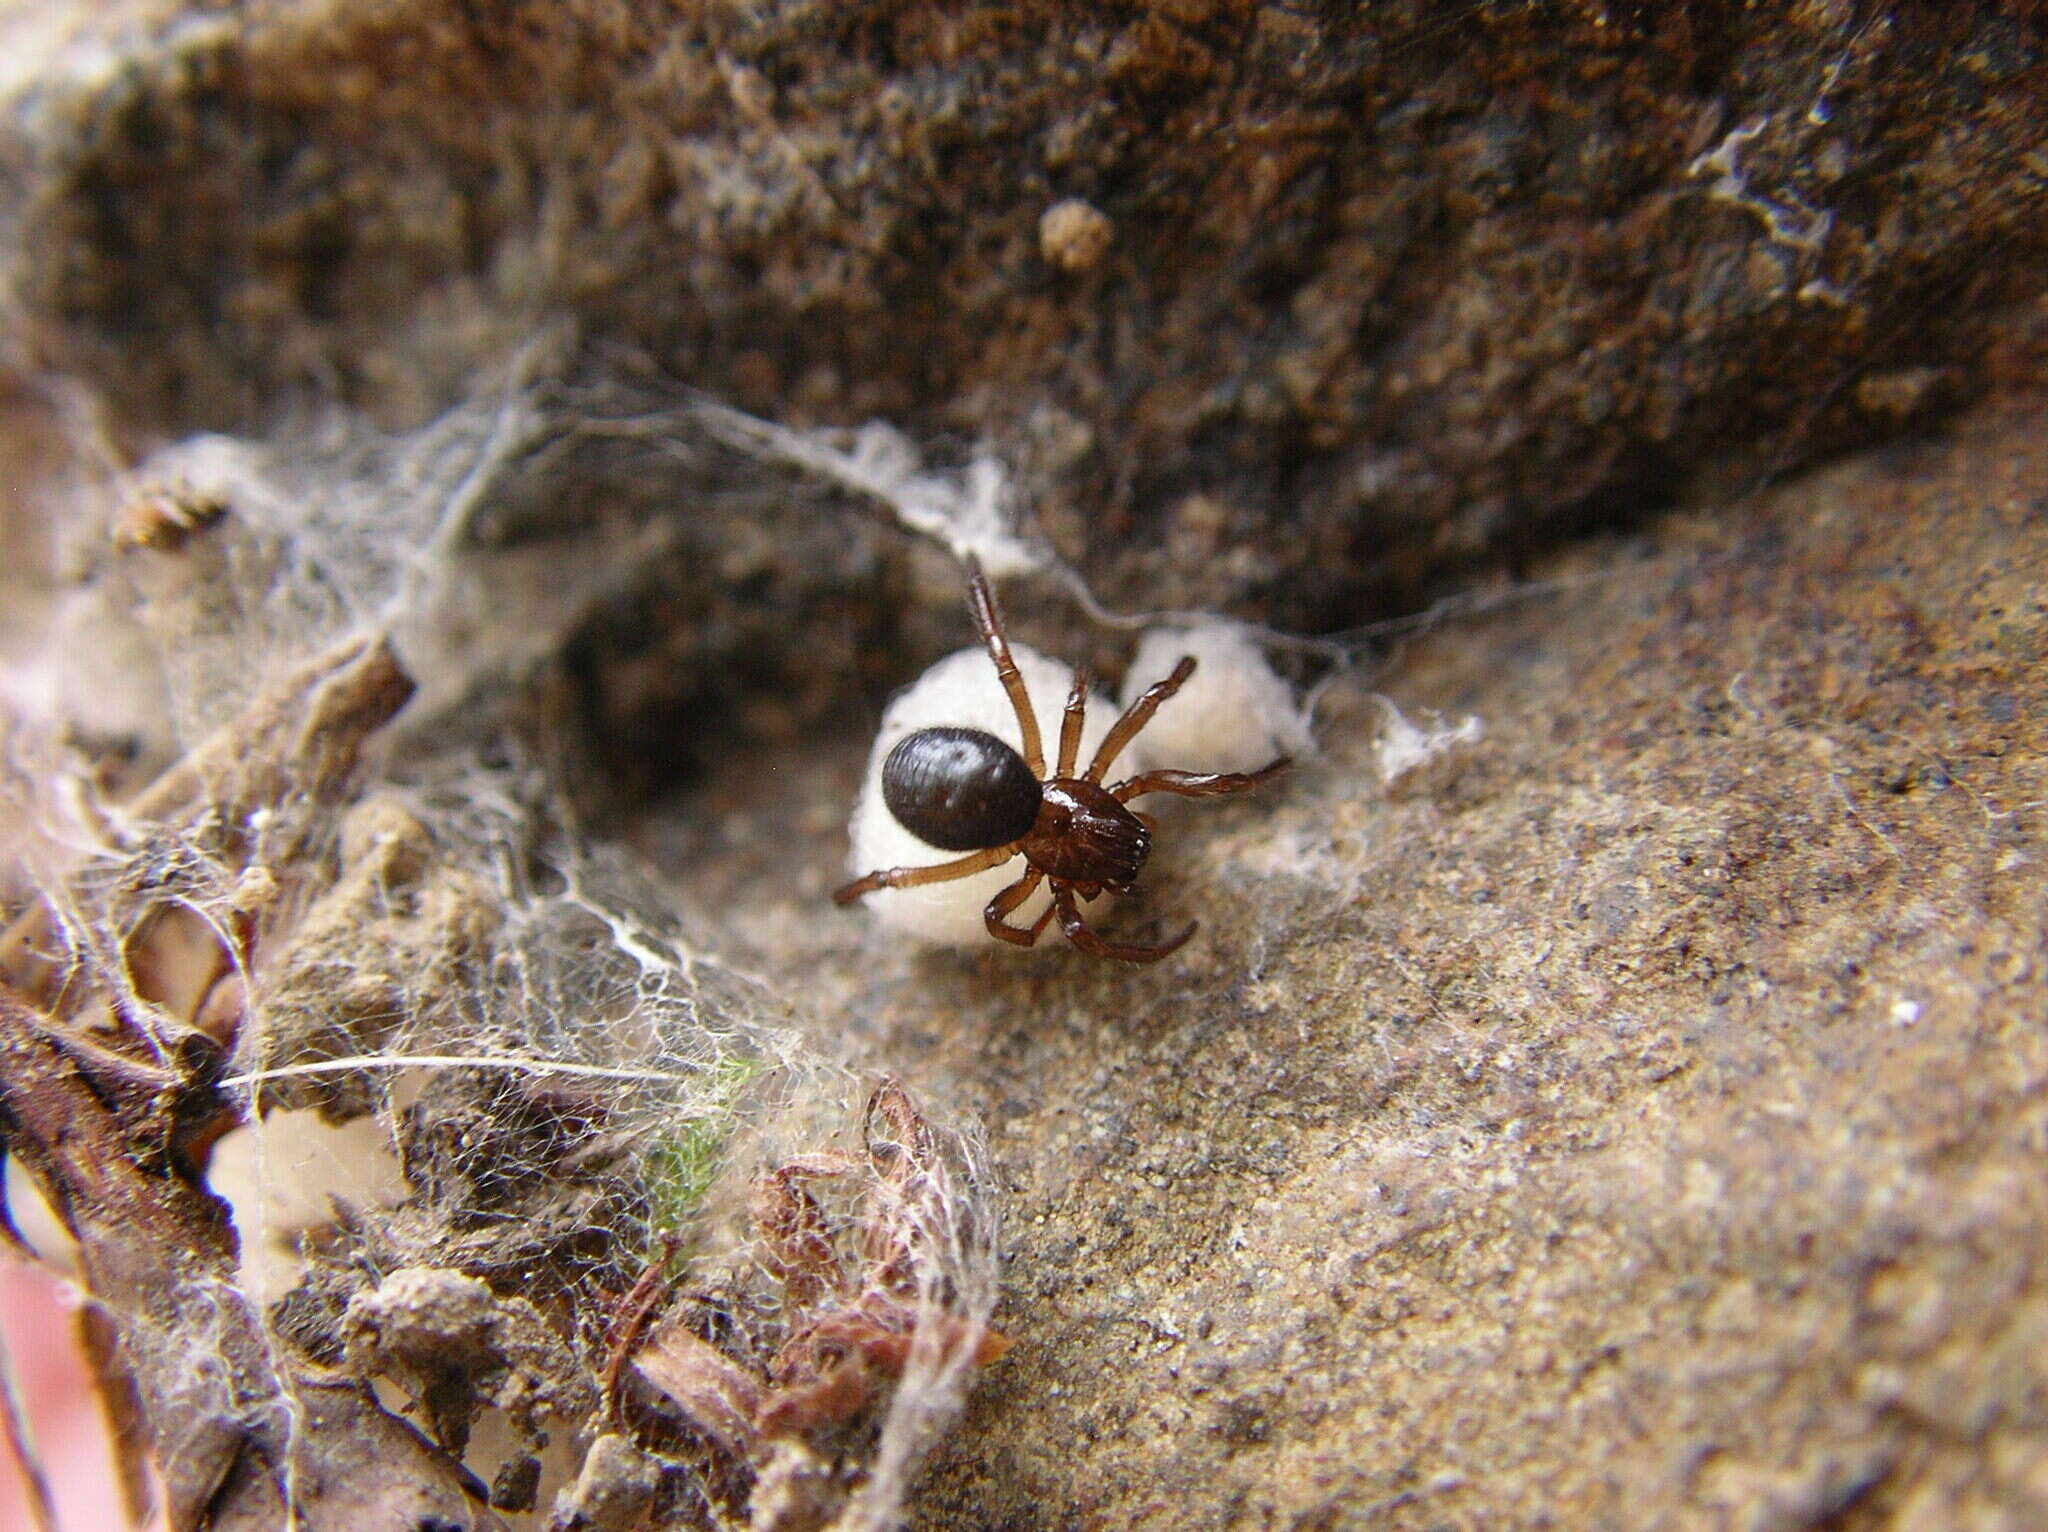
[{"xmin": 835, "ymin": 561, "xmax": 1290, "ymax": 963}]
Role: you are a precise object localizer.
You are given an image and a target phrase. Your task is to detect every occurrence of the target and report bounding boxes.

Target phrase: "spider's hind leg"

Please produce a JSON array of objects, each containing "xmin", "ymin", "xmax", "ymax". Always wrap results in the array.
[{"xmin": 834, "ymin": 843, "xmax": 1019, "ymax": 905}]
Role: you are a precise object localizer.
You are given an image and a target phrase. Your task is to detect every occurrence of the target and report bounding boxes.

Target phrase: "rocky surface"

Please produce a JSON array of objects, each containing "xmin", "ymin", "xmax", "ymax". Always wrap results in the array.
[
  {"xmin": 8, "ymin": 0, "xmax": 2043, "ymax": 629},
  {"xmin": 708, "ymin": 392, "xmax": 2046, "ymax": 1530}
]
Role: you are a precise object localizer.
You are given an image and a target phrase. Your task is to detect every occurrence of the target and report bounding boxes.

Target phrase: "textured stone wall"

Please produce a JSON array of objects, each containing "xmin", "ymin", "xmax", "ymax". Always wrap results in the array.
[{"xmin": 11, "ymin": 1, "xmax": 2043, "ymax": 625}]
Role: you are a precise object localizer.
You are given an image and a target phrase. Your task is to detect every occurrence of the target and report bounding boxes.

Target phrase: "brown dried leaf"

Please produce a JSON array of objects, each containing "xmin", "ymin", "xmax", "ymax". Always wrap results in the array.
[
  {"xmin": 750, "ymin": 1158, "xmax": 855, "ymax": 1312},
  {"xmin": 754, "ymin": 1362, "xmax": 882, "ymax": 1441},
  {"xmin": 127, "ymin": 632, "xmax": 415, "ymax": 829},
  {"xmin": 633, "ymin": 1322, "xmax": 765, "ymax": 1460}
]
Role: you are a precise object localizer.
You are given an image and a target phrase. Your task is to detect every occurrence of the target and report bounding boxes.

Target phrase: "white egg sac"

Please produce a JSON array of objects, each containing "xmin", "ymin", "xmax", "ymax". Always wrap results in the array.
[
  {"xmin": 1119, "ymin": 623, "xmax": 1312, "ymax": 775},
  {"xmin": 846, "ymin": 643, "xmax": 1136, "ymax": 947}
]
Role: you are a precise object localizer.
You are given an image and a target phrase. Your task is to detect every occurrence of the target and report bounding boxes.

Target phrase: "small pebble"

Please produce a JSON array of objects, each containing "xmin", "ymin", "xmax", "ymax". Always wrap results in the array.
[{"xmin": 1039, "ymin": 198, "xmax": 1114, "ymax": 273}]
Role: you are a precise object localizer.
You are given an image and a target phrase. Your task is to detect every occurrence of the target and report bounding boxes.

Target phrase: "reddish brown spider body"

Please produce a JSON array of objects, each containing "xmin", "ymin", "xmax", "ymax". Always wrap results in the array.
[
  {"xmin": 1020, "ymin": 777, "xmax": 1149, "ymax": 890},
  {"xmin": 835, "ymin": 560, "xmax": 1290, "ymax": 962}
]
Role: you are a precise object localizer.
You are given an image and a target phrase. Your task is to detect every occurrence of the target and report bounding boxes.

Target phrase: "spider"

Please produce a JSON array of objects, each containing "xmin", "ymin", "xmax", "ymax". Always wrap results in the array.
[{"xmin": 835, "ymin": 559, "xmax": 1290, "ymax": 962}]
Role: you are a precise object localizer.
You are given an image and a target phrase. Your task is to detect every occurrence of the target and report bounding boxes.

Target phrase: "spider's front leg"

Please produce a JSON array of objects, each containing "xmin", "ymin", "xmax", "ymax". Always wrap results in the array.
[
  {"xmin": 1052, "ymin": 885, "xmax": 1195, "ymax": 964},
  {"xmin": 1108, "ymin": 758, "xmax": 1292, "ymax": 803},
  {"xmin": 983, "ymin": 869, "xmax": 1057, "ymax": 947}
]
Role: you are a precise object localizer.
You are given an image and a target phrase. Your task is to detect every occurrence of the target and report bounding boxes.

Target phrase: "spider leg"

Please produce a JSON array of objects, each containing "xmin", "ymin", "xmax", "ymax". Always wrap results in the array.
[
  {"xmin": 1109, "ymin": 758, "xmax": 1292, "ymax": 802},
  {"xmin": 1053, "ymin": 885, "xmax": 1196, "ymax": 964},
  {"xmin": 1027, "ymin": 900, "xmax": 1059, "ymax": 940},
  {"xmin": 965, "ymin": 558, "xmax": 1045, "ymax": 777},
  {"xmin": 834, "ymin": 844, "xmax": 1018, "ymax": 905},
  {"xmin": 983, "ymin": 868, "xmax": 1052, "ymax": 946},
  {"xmin": 1086, "ymin": 656, "xmax": 1196, "ymax": 783},
  {"xmin": 1056, "ymin": 664, "xmax": 1090, "ymax": 778}
]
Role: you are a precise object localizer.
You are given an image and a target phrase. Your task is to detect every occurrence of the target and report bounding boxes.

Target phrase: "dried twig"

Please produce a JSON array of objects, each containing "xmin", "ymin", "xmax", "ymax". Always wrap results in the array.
[
  {"xmin": 0, "ymin": 1318, "xmax": 57, "ymax": 1532},
  {"xmin": 0, "ymin": 629, "xmax": 509, "ymax": 1529}
]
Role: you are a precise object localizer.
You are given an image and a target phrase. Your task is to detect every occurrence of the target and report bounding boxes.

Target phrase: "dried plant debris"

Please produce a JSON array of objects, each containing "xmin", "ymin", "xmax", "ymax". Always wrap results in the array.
[
  {"xmin": 0, "ymin": 350, "xmax": 1018, "ymax": 1529},
  {"xmin": 109, "ymin": 481, "xmax": 229, "ymax": 554},
  {"xmin": 344, "ymin": 1268, "xmax": 594, "ymax": 1458},
  {"xmin": 0, "ymin": 634, "xmax": 496, "ymax": 1529},
  {"xmin": 1, "ymin": 642, "xmax": 1003, "ymax": 1531},
  {"xmin": 622, "ymin": 1080, "xmax": 1005, "ymax": 1531}
]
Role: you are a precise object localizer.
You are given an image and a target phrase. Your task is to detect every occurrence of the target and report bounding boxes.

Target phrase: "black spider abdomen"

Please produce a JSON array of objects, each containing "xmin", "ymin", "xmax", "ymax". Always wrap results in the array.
[{"xmin": 882, "ymin": 726, "xmax": 1042, "ymax": 851}]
